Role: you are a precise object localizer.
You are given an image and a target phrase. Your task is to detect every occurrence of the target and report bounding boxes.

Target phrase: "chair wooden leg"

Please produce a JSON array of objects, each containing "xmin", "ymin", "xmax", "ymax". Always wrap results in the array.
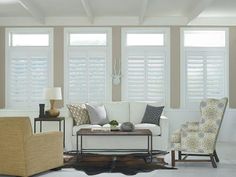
[
  {"xmin": 171, "ymin": 150, "xmax": 176, "ymax": 167},
  {"xmin": 178, "ymin": 151, "xmax": 182, "ymax": 160},
  {"xmin": 213, "ymin": 150, "xmax": 219, "ymax": 162},
  {"xmin": 210, "ymin": 154, "xmax": 217, "ymax": 168}
]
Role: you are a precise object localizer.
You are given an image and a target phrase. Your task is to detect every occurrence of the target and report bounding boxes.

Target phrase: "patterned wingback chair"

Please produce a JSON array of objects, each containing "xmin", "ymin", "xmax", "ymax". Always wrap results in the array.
[{"xmin": 171, "ymin": 97, "xmax": 228, "ymax": 168}]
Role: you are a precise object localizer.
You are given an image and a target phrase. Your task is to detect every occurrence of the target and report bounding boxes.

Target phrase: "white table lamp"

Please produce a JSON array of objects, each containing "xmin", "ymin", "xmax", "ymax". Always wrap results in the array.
[{"xmin": 43, "ymin": 87, "xmax": 62, "ymax": 117}]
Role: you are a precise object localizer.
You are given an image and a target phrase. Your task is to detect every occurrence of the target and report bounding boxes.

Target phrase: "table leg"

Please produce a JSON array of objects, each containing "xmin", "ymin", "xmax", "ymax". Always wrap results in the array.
[
  {"xmin": 76, "ymin": 135, "xmax": 79, "ymax": 161},
  {"xmin": 63, "ymin": 120, "xmax": 65, "ymax": 148},
  {"xmin": 34, "ymin": 120, "xmax": 36, "ymax": 133},
  {"xmin": 40, "ymin": 121, "xmax": 42, "ymax": 132},
  {"xmin": 59, "ymin": 121, "xmax": 61, "ymax": 131},
  {"xmin": 150, "ymin": 134, "xmax": 153, "ymax": 162},
  {"xmin": 80, "ymin": 135, "xmax": 83, "ymax": 156}
]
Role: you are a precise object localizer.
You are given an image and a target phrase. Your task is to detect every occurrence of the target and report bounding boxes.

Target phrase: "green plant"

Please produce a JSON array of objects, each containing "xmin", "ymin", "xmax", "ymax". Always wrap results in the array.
[{"xmin": 109, "ymin": 120, "xmax": 118, "ymax": 126}]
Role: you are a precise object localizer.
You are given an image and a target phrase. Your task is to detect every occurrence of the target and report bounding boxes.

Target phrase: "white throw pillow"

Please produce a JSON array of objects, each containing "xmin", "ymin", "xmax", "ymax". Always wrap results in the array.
[{"xmin": 85, "ymin": 104, "xmax": 109, "ymax": 125}]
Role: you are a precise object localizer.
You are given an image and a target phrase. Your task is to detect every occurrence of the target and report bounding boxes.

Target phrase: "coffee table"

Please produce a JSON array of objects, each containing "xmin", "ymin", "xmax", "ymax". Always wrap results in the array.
[{"xmin": 76, "ymin": 128, "xmax": 153, "ymax": 161}]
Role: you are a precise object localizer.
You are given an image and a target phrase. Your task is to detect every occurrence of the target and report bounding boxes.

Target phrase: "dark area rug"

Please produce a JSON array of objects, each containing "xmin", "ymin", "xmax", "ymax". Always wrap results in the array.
[{"xmin": 63, "ymin": 151, "xmax": 176, "ymax": 175}]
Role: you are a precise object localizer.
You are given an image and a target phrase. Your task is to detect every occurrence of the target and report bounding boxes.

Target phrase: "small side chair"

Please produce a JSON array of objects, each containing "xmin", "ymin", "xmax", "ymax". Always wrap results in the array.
[{"xmin": 171, "ymin": 97, "xmax": 228, "ymax": 168}]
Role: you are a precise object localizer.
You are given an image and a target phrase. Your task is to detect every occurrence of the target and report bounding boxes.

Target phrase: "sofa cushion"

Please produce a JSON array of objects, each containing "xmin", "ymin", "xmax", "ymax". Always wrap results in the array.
[
  {"xmin": 85, "ymin": 104, "xmax": 109, "ymax": 125},
  {"xmin": 135, "ymin": 123, "xmax": 161, "ymax": 136},
  {"xmin": 67, "ymin": 104, "xmax": 90, "ymax": 126},
  {"xmin": 72, "ymin": 124, "xmax": 101, "ymax": 136},
  {"xmin": 141, "ymin": 105, "xmax": 164, "ymax": 126},
  {"xmin": 104, "ymin": 102, "xmax": 130, "ymax": 123},
  {"xmin": 130, "ymin": 102, "xmax": 164, "ymax": 124}
]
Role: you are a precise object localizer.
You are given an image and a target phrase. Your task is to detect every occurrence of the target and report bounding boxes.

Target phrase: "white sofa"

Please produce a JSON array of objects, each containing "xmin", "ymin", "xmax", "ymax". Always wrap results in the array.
[{"xmin": 65, "ymin": 102, "xmax": 169, "ymax": 152}]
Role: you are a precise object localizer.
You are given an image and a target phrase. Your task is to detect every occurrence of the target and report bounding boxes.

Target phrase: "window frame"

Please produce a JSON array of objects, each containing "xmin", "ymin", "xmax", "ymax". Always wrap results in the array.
[
  {"xmin": 180, "ymin": 27, "xmax": 229, "ymax": 109},
  {"xmin": 5, "ymin": 28, "xmax": 54, "ymax": 109},
  {"xmin": 121, "ymin": 27, "xmax": 170, "ymax": 106},
  {"xmin": 64, "ymin": 27, "xmax": 112, "ymax": 104}
]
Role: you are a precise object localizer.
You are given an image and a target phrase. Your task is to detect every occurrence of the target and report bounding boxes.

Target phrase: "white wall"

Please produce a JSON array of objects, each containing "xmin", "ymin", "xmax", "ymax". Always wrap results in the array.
[{"xmin": 0, "ymin": 108, "xmax": 236, "ymax": 143}]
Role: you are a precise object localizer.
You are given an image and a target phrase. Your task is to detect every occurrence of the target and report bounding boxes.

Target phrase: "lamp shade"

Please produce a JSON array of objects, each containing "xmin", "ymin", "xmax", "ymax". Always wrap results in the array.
[{"xmin": 43, "ymin": 87, "xmax": 62, "ymax": 100}]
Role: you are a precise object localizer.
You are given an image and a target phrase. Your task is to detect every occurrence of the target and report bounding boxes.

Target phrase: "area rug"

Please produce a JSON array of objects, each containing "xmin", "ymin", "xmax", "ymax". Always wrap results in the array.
[{"xmin": 63, "ymin": 151, "xmax": 176, "ymax": 175}]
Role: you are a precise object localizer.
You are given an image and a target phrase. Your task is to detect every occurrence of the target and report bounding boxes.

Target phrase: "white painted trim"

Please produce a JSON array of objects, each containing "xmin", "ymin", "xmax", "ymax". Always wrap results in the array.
[
  {"xmin": 80, "ymin": 0, "xmax": 94, "ymax": 24},
  {"xmin": 180, "ymin": 27, "xmax": 229, "ymax": 109},
  {"xmin": 186, "ymin": 0, "xmax": 216, "ymax": 24},
  {"xmin": 64, "ymin": 27, "xmax": 112, "ymax": 105},
  {"xmin": 121, "ymin": 27, "xmax": 170, "ymax": 107},
  {"xmin": 139, "ymin": 0, "xmax": 149, "ymax": 24},
  {"xmin": 5, "ymin": 28, "xmax": 54, "ymax": 109},
  {"xmin": 17, "ymin": 0, "xmax": 45, "ymax": 24}
]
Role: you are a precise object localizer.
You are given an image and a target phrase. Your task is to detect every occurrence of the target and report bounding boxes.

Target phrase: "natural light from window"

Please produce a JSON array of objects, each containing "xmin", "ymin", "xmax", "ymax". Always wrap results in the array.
[
  {"xmin": 127, "ymin": 33, "xmax": 164, "ymax": 46},
  {"xmin": 11, "ymin": 34, "xmax": 49, "ymax": 46},
  {"xmin": 69, "ymin": 33, "xmax": 107, "ymax": 46},
  {"xmin": 184, "ymin": 30, "xmax": 225, "ymax": 47}
]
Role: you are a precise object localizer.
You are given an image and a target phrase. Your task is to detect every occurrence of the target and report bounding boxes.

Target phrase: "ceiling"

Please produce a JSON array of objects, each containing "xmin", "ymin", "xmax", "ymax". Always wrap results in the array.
[{"xmin": 0, "ymin": 0, "xmax": 235, "ymax": 26}]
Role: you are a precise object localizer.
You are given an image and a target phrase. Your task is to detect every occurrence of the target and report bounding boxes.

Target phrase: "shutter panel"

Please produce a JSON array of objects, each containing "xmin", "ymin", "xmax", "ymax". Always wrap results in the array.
[
  {"xmin": 185, "ymin": 50, "xmax": 226, "ymax": 107},
  {"xmin": 126, "ymin": 50, "xmax": 166, "ymax": 102},
  {"xmin": 68, "ymin": 49, "xmax": 107, "ymax": 103},
  {"xmin": 8, "ymin": 52, "xmax": 50, "ymax": 108}
]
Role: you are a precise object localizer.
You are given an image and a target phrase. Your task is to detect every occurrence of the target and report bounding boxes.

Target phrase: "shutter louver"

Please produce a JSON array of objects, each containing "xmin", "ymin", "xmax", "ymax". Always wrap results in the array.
[
  {"xmin": 185, "ymin": 51, "xmax": 226, "ymax": 107},
  {"xmin": 68, "ymin": 50, "xmax": 107, "ymax": 103},
  {"xmin": 126, "ymin": 52, "xmax": 166, "ymax": 102},
  {"xmin": 9, "ymin": 55, "xmax": 50, "ymax": 108}
]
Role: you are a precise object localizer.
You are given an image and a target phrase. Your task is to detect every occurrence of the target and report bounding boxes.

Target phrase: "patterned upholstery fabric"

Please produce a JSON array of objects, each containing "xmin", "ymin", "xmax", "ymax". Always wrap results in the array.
[
  {"xmin": 171, "ymin": 98, "xmax": 228, "ymax": 154},
  {"xmin": 67, "ymin": 104, "xmax": 90, "ymax": 125}
]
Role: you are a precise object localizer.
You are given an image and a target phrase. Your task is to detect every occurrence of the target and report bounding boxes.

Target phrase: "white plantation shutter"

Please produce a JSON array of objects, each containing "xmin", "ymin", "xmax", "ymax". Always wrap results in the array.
[
  {"xmin": 182, "ymin": 28, "xmax": 228, "ymax": 109},
  {"xmin": 126, "ymin": 52, "xmax": 166, "ymax": 102},
  {"xmin": 67, "ymin": 49, "xmax": 107, "ymax": 102},
  {"xmin": 185, "ymin": 50, "xmax": 226, "ymax": 107},
  {"xmin": 6, "ymin": 28, "xmax": 53, "ymax": 109},
  {"xmin": 122, "ymin": 28, "xmax": 169, "ymax": 103},
  {"xmin": 65, "ymin": 28, "xmax": 112, "ymax": 103}
]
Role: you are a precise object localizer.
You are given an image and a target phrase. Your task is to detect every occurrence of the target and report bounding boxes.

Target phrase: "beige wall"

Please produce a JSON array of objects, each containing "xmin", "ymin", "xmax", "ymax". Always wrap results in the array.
[
  {"xmin": 0, "ymin": 27, "xmax": 5, "ymax": 108},
  {"xmin": 229, "ymin": 27, "xmax": 236, "ymax": 108},
  {"xmin": 0, "ymin": 26, "xmax": 236, "ymax": 109},
  {"xmin": 54, "ymin": 27, "xmax": 64, "ymax": 108},
  {"xmin": 112, "ymin": 27, "xmax": 122, "ymax": 101},
  {"xmin": 170, "ymin": 27, "xmax": 181, "ymax": 108}
]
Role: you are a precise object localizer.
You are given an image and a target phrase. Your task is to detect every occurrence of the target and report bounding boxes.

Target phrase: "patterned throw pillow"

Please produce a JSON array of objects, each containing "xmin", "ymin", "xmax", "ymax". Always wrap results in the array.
[
  {"xmin": 67, "ymin": 104, "xmax": 90, "ymax": 126},
  {"xmin": 141, "ymin": 105, "xmax": 164, "ymax": 126}
]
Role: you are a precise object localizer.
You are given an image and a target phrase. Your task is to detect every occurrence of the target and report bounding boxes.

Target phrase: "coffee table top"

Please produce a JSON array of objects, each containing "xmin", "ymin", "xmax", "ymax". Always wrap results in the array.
[{"xmin": 77, "ymin": 128, "xmax": 152, "ymax": 136}]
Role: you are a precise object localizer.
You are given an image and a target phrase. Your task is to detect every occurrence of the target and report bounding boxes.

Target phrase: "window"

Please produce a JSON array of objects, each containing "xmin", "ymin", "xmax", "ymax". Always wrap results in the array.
[
  {"xmin": 122, "ymin": 28, "xmax": 170, "ymax": 104},
  {"xmin": 6, "ymin": 28, "xmax": 53, "ymax": 109},
  {"xmin": 64, "ymin": 28, "xmax": 112, "ymax": 103},
  {"xmin": 181, "ymin": 28, "xmax": 228, "ymax": 109}
]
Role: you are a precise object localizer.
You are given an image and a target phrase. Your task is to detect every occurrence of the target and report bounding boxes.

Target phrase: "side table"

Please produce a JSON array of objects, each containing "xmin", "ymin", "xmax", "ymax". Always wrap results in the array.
[{"xmin": 34, "ymin": 117, "xmax": 65, "ymax": 148}]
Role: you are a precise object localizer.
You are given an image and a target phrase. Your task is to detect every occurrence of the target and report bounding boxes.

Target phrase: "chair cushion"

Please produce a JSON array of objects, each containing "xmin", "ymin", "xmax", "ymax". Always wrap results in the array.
[
  {"xmin": 85, "ymin": 104, "xmax": 109, "ymax": 125},
  {"xmin": 72, "ymin": 124, "xmax": 101, "ymax": 136},
  {"xmin": 141, "ymin": 105, "xmax": 164, "ymax": 126},
  {"xmin": 67, "ymin": 104, "xmax": 90, "ymax": 126},
  {"xmin": 135, "ymin": 123, "xmax": 161, "ymax": 136}
]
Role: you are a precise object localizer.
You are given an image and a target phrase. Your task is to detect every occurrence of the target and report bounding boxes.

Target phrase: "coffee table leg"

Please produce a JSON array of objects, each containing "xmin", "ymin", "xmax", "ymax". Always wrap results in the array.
[
  {"xmin": 76, "ymin": 134, "xmax": 79, "ymax": 161},
  {"xmin": 150, "ymin": 134, "xmax": 153, "ymax": 162},
  {"xmin": 80, "ymin": 135, "xmax": 83, "ymax": 156}
]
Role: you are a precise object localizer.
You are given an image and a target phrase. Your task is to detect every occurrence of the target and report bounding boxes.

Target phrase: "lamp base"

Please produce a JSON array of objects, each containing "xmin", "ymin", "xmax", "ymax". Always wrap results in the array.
[{"xmin": 48, "ymin": 108, "xmax": 60, "ymax": 117}]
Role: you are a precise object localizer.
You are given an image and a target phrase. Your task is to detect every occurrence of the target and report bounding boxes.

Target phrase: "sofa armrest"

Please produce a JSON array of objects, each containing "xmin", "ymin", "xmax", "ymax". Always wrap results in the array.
[
  {"xmin": 160, "ymin": 116, "xmax": 169, "ymax": 137},
  {"xmin": 25, "ymin": 132, "xmax": 63, "ymax": 175}
]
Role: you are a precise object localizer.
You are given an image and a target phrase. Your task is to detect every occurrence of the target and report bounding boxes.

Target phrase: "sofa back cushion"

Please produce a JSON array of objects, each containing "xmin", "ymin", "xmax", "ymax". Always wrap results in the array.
[
  {"xmin": 130, "ymin": 102, "xmax": 164, "ymax": 124},
  {"xmin": 104, "ymin": 102, "xmax": 130, "ymax": 123}
]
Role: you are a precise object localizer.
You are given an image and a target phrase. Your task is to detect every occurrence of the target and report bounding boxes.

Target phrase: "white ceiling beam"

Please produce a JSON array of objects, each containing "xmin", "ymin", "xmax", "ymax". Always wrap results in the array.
[
  {"xmin": 139, "ymin": 0, "xmax": 149, "ymax": 24},
  {"xmin": 186, "ymin": 0, "xmax": 216, "ymax": 24},
  {"xmin": 80, "ymin": 0, "xmax": 94, "ymax": 23},
  {"xmin": 17, "ymin": 0, "xmax": 45, "ymax": 24}
]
